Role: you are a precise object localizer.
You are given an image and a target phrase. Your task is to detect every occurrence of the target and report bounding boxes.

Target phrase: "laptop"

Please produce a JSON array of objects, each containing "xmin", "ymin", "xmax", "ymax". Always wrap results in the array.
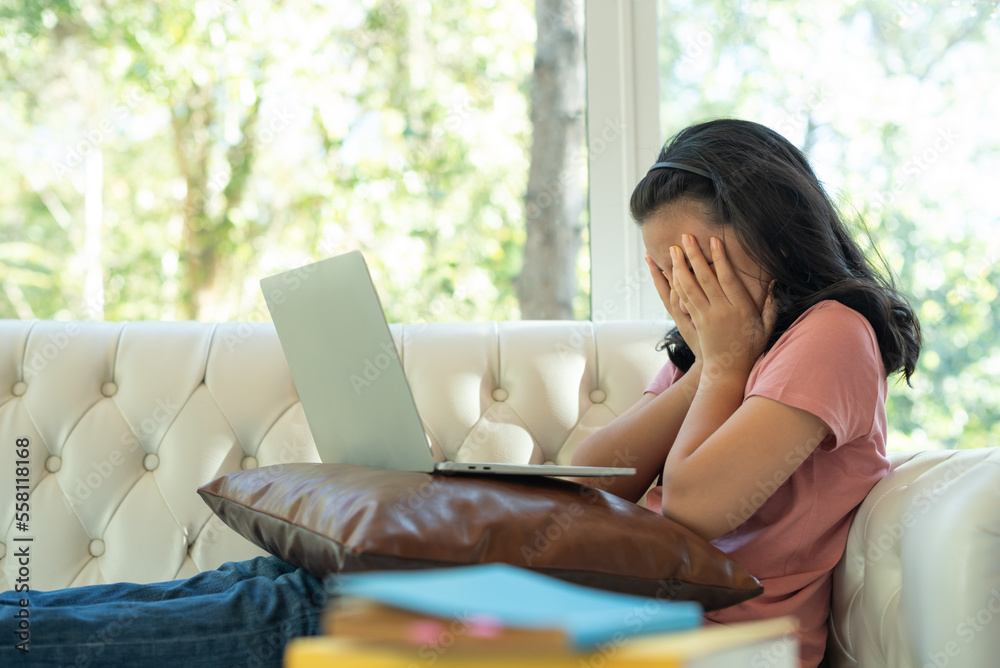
[{"xmin": 260, "ymin": 250, "xmax": 635, "ymax": 477}]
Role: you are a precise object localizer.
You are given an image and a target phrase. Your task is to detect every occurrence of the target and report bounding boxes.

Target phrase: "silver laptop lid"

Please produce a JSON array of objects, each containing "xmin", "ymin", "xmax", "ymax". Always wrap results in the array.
[{"xmin": 261, "ymin": 251, "xmax": 435, "ymax": 473}]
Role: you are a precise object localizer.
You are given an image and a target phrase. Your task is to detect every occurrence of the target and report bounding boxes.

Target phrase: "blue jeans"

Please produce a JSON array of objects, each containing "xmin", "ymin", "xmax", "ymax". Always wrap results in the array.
[{"xmin": 0, "ymin": 556, "xmax": 330, "ymax": 668}]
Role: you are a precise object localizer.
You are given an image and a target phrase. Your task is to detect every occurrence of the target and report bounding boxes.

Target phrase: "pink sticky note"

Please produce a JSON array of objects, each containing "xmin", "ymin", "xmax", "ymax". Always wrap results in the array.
[
  {"xmin": 406, "ymin": 620, "xmax": 446, "ymax": 645},
  {"xmin": 466, "ymin": 614, "xmax": 504, "ymax": 639}
]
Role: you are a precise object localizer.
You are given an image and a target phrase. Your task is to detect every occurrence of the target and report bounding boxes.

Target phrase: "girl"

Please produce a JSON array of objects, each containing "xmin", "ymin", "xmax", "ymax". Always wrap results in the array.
[{"xmin": 570, "ymin": 118, "xmax": 921, "ymax": 668}]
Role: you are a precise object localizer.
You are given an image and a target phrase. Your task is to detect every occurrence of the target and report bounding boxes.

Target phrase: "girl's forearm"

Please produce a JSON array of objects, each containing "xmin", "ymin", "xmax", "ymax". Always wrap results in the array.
[
  {"xmin": 660, "ymin": 364, "xmax": 748, "ymax": 510},
  {"xmin": 568, "ymin": 364, "xmax": 702, "ymax": 502}
]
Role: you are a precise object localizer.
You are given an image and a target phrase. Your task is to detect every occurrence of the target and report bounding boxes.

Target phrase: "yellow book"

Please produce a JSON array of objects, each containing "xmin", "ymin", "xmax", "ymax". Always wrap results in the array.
[{"xmin": 285, "ymin": 616, "xmax": 799, "ymax": 668}]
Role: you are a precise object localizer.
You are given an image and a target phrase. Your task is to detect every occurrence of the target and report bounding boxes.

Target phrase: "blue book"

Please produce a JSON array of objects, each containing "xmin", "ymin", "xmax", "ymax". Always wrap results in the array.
[{"xmin": 331, "ymin": 564, "xmax": 703, "ymax": 650}]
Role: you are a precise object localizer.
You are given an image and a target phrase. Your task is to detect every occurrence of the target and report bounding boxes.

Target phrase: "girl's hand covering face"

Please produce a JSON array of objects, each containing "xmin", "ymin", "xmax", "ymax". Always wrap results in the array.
[
  {"xmin": 645, "ymin": 252, "xmax": 703, "ymax": 360},
  {"xmin": 669, "ymin": 234, "xmax": 777, "ymax": 374}
]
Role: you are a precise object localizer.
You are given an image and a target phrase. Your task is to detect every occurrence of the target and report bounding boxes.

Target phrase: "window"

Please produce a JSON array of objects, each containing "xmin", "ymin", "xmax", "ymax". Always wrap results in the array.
[
  {"xmin": 614, "ymin": 0, "xmax": 999, "ymax": 449},
  {"xmin": 0, "ymin": 0, "xmax": 590, "ymax": 323}
]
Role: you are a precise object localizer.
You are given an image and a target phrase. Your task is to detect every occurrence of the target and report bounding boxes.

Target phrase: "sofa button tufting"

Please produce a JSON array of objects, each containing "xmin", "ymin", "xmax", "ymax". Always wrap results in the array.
[
  {"xmin": 101, "ymin": 381, "xmax": 118, "ymax": 397},
  {"xmin": 241, "ymin": 456, "xmax": 259, "ymax": 470},
  {"xmin": 589, "ymin": 389, "xmax": 606, "ymax": 404},
  {"xmin": 11, "ymin": 381, "xmax": 27, "ymax": 396},
  {"xmin": 491, "ymin": 388, "xmax": 509, "ymax": 402},
  {"xmin": 143, "ymin": 453, "xmax": 159, "ymax": 471},
  {"xmin": 45, "ymin": 455, "xmax": 62, "ymax": 473},
  {"xmin": 89, "ymin": 539, "xmax": 105, "ymax": 557}
]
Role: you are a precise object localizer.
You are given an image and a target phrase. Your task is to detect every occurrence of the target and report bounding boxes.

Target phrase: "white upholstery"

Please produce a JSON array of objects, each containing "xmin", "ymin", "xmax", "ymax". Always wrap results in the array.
[
  {"xmin": 828, "ymin": 448, "xmax": 1000, "ymax": 668},
  {"xmin": 2, "ymin": 319, "xmax": 998, "ymax": 667},
  {"xmin": 0, "ymin": 319, "xmax": 667, "ymax": 589}
]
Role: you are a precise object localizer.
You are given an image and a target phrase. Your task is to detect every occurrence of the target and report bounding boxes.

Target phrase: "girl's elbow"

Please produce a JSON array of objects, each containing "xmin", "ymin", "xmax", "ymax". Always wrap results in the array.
[{"xmin": 659, "ymin": 483, "xmax": 729, "ymax": 542}]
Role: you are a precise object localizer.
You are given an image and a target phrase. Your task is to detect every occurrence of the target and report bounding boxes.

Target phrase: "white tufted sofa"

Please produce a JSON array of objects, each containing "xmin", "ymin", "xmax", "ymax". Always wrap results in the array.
[{"xmin": 2, "ymin": 319, "xmax": 998, "ymax": 668}]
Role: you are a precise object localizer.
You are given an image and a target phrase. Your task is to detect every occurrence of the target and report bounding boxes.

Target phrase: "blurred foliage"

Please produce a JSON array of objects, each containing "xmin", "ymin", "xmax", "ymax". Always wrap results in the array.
[
  {"xmin": 1, "ymin": 0, "xmax": 998, "ymax": 449},
  {"xmin": 0, "ymin": 0, "xmax": 540, "ymax": 323},
  {"xmin": 657, "ymin": 0, "xmax": 1000, "ymax": 450}
]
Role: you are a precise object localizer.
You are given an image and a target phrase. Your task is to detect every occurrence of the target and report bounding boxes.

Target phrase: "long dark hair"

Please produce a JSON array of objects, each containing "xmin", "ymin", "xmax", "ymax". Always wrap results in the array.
[{"xmin": 630, "ymin": 119, "xmax": 921, "ymax": 383}]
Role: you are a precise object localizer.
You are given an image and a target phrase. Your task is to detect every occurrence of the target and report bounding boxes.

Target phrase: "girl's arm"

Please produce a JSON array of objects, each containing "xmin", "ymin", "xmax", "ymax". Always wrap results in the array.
[
  {"xmin": 567, "ymin": 361, "xmax": 702, "ymax": 503},
  {"xmin": 662, "ymin": 388, "xmax": 829, "ymax": 540},
  {"xmin": 661, "ymin": 235, "xmax": 830, "ymax": 540}
]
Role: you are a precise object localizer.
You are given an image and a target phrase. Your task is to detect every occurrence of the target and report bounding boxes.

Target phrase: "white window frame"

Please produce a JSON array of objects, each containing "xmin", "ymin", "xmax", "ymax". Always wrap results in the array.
[{"xmin": 585, "ymin": 0, "xmax": 664, "ymax": 322}]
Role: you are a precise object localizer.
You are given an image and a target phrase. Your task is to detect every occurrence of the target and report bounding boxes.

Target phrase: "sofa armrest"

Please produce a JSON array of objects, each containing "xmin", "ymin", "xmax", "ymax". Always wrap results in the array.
[{"xmin": 828, "ymin": 447, "xmax": 1000, "ymax": 668}]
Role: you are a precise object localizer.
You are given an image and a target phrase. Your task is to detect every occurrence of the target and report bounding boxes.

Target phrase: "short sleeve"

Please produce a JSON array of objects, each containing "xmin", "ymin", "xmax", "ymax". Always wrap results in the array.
[
  {"xmin": 746, "ymin": 301, "xmax": 885, "ymax": 450},
  {"xmin": 644, "ymin": 358, "xmax": 684, "ymax": 395}
]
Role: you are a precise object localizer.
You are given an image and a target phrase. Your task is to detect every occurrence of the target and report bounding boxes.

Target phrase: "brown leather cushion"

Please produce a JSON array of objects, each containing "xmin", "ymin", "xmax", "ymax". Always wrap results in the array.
[{"xmin": 197, "ymin": 463, "xmax": 762, "ymax": 611}]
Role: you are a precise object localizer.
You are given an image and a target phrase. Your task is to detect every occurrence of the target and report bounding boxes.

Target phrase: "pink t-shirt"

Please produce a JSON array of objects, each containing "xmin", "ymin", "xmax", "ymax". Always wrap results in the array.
[{"xmin": 643, "ymin": 300, "xmax": 890, "ymax": 668}]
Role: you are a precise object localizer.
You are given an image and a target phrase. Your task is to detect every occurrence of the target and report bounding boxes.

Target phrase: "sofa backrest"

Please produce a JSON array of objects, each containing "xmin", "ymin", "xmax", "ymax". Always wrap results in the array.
[
  {"xmin": 5, "ymin": 319, "xmax": 1000, "ymax": 668},
  {"xmin": 0, "ymin": 319, "xmax": 669, "ymax": 589}
]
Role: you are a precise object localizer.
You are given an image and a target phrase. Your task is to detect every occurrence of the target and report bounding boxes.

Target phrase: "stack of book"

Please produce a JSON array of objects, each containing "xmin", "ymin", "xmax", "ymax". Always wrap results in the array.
[{"xmin": 284, "ymin": 563, "xmax": 799, "ymax": 667}]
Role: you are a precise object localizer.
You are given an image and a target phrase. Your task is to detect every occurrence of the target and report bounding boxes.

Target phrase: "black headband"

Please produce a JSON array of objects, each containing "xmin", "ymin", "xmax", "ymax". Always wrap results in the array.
[{"xmin": 647, "ymin": 161, "xmax": 711, "ymax": 179}]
